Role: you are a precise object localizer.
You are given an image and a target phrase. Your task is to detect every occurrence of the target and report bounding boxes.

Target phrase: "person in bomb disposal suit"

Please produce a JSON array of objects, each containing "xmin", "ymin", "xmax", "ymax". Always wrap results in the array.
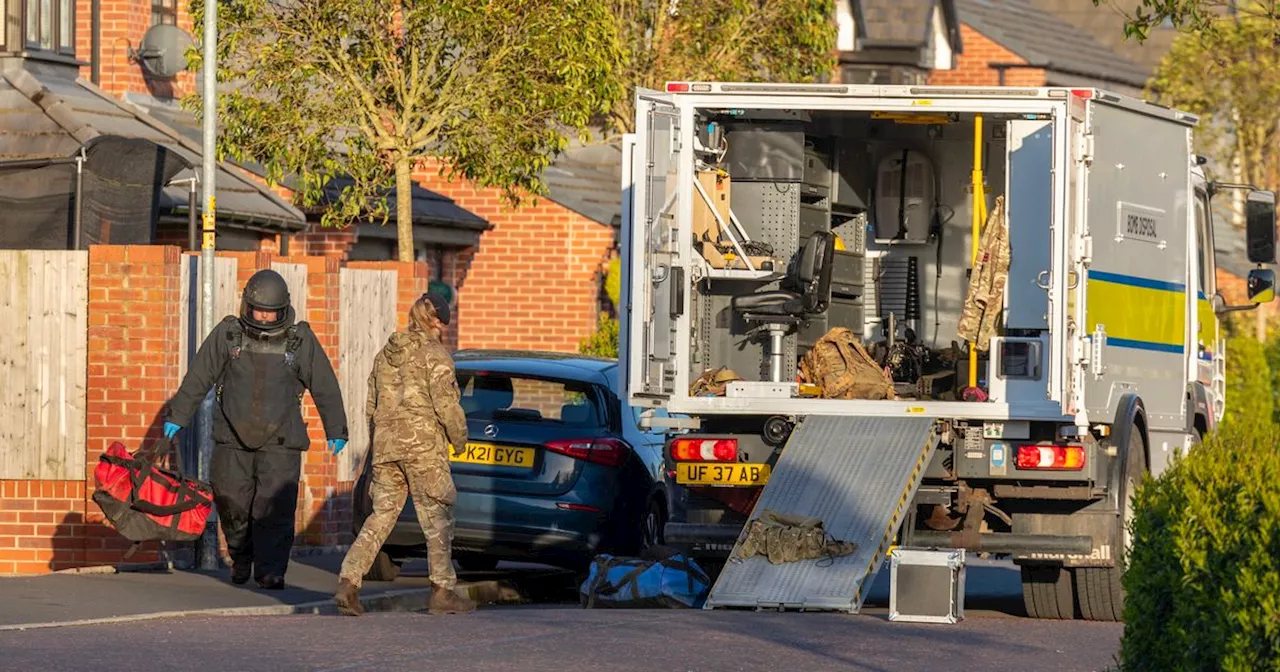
[
  {"xmin": 334, "ymin": 292, "xmax": 476, "ymax": 616},
  {"xmin": 165, "ymin": 269, "xmax": 348, "ymax": 589}
]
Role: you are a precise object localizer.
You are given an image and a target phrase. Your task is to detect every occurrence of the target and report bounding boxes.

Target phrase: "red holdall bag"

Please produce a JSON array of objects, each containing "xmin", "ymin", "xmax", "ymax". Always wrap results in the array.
[{"xmin": 92, "ymin": 438, "xmax": 213, "ymax": 544}]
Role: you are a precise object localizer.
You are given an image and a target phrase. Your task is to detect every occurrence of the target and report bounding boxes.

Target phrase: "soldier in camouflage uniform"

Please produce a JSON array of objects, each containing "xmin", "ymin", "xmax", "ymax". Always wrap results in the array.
[{"xmin": 334, "ymin": 292, "xmax": 476, "ymax": 616}]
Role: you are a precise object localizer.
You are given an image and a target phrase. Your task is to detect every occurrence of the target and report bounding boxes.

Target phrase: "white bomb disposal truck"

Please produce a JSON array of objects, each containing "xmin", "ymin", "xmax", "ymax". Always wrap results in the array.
[{"xmin": 618, "ymin": 83, "xmax": 1277, "ymax": 621}]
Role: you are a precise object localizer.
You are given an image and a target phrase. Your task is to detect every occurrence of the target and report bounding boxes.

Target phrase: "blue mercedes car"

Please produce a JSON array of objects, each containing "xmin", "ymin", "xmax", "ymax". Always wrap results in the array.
[{"xmin": 351, "ymin": 350, "xmax": 673, "ymax": 580}]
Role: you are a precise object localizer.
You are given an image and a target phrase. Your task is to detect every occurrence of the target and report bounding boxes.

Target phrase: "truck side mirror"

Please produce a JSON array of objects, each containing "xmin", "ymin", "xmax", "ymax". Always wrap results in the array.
[
  {"xmin": 1248, "ymin": 268, "xmax": 1276, "ymax": 304},
  {"xmin": 1246, "ymin": 189, "xmax": 1276, "ymax": 264}
]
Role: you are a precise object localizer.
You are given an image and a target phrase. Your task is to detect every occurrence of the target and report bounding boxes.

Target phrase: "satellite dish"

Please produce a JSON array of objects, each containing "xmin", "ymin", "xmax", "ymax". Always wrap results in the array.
[{"xmin": 132, "ymin": 24, "xmax": 194, "ymax": 80}]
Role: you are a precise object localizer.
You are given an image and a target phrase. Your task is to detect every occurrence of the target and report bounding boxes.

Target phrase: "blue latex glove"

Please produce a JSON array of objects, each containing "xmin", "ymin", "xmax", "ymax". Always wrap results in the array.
[
  {"xmin": 163, "ymin": 422, "xmax": 182, "ymax": 439},
  {"xmin": 328, "ymin": 439, "xmax": 347, "ymax": 456}
]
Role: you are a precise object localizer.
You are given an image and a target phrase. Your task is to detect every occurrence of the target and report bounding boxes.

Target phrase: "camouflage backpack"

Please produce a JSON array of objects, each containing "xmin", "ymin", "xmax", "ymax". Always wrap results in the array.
[
  {"xmin": 690, "ymin": 367, "xmax": 742, "ymax": 397},
  {"xmin": 732, "ymin": 509, "xmax": 858, "ymax": 565},
  {"xmin": 799, "ymin": 327, "xmax": 895, "ymax": 400}
]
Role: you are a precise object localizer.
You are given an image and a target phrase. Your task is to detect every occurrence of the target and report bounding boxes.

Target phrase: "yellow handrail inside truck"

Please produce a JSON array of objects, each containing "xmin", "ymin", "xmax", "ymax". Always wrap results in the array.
[{"xmin": 968, "ymin": 114, "xmax": 987, "ymax": 390}]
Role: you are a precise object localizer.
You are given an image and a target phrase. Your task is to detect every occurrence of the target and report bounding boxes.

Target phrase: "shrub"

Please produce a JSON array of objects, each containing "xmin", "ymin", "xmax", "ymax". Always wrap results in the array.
[
  {"xmin": 1266, "ymin": 332, "xmax": 1280, "ymax": 422},
  {"xmin": 579, "ymin": 314, "xmax": 618, "ymax": 359},
  {"xmin": 1119, "ymin": 420, "xmax": 1280, "ymax": 671},
  {"xmin": 578, "ymin": 257, "xmax": 622, "ymax": 359},
  {"xmin": 1223, "ymin": 335, "xmax": 1273, "ymax": 428}
]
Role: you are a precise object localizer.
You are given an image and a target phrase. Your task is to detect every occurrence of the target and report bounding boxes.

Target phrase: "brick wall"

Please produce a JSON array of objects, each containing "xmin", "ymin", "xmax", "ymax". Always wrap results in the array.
[
  {"xmin": 414, "ymin": 161, "xmax": 616, "ymax": 352},
  {"xmin": 1, "ymin": 246, "xmax": 182, "ymax": 574},
  {"xmin": 0, "ymin": 481, "xmax": 89, "ymax": 574},
  {"xmin": 294, "ymin": 229, "xmax": 358, "ymax": 261},
  {"xmin": 0, "ymin": 246, "xmax": 435, "ymax": 575},
  {"xmin": 927, "ymin": 25, "xmax": 1046, "ymax": 87}
]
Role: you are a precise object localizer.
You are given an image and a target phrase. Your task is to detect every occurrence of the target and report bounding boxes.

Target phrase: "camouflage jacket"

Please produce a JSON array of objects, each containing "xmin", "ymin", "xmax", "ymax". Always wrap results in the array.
[{"xmin": 365, "ymin": 330, "xmax": 468, "ymax": 466}]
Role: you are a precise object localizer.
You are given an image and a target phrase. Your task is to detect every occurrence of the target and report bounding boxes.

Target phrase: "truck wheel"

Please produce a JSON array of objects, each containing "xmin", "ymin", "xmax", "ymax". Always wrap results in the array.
[
  {"xmin": 1075, "ymin": 428, "xmax": 1144, "ymax": 622},
  {"xmin": 1020, "ymin": 565, "xmax": 1075, "ymax": 619},
  {"xmin": 363, "ymin": 551, "xmax": 402, "ymax": 582}
]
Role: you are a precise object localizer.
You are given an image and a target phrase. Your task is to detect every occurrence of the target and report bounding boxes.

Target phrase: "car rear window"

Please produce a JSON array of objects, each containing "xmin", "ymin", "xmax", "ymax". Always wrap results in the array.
[{"xmin": 456, "ymin": 372, "xmax": 604, "ymax": 428}]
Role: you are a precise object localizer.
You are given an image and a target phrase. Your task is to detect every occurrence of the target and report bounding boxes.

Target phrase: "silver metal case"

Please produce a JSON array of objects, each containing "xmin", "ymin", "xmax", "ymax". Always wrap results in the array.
[{"xmin": 888, "ymin": 547, "xmax": 966, "ymax": 624}]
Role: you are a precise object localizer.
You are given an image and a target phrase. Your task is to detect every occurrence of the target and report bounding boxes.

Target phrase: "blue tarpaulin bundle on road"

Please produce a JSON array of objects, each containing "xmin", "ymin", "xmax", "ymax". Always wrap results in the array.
[{"xmin": 579, "ymin": 550, "xmax": 711, "ymax": 609}]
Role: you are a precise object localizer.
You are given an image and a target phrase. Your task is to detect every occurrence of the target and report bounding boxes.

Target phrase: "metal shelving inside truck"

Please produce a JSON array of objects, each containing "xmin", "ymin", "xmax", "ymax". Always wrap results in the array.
[{"xmin": 618, "ymin": 82, "xmax": 1278, "ymax": 620}]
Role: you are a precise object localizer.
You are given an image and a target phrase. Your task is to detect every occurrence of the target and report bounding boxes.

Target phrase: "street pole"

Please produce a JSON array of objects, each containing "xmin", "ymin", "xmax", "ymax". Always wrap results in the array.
[{"xmin": 197, "ymin": 0, "xmax": 220, "ymax": 572}]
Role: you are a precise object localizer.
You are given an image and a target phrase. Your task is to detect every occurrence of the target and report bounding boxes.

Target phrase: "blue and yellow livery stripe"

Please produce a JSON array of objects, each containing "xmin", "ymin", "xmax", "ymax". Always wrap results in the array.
[
  {"xmin": 1086, "ymin": 271, "xmax": 1186, "ymax": 355},
  {"xmin": 1197, "ymin": 292, "xmax": 1216, "ymax": 362}
]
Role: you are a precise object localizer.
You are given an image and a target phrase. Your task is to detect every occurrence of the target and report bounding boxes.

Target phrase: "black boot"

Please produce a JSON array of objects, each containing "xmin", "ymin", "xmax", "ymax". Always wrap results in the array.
[
  {"xmin": 231, "ymin": 563, "xmax": 252, "ymax": 585},
  {"xmin": 257, "ymin": 575, "xmax": 286, "ymax": 590}
]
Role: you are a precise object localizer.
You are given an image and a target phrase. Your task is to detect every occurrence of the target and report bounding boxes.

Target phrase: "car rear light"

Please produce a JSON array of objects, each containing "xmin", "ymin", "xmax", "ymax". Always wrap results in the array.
[
  {"xmin": 1016, "ymin": 444, "xmax": 1086, "ymax": 470},
  {"xmin": 666, "ymin": 82, "xmax": 690, "ymax": 92},
  {"xmin": 556, "ymin": 502, "xmax": 603, "ymax": 513},
  {"xmin": 670, "ymin": 438, "xmax": 738, "ymax": 462},
  {"xmin": 544, "ymin": 438, "xmax": 628, "ymax": 467}
]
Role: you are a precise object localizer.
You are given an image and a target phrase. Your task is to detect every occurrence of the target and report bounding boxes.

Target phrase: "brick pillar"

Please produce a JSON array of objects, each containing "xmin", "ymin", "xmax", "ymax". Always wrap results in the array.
[
  {"xmin": 296, "ymin": 256, "xmax": 347, "ymax": 546},
  {"xmin": 83, "ymin": 245, "xmax": 183, "ymax": 565}
]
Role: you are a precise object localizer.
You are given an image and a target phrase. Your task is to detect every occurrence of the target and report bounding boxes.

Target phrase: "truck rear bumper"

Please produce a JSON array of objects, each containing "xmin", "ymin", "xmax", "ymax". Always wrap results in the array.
[
  {"xmin": 665, "ymin": 522, "xmax": 741, "ymax": 558},
  {"xmin": 907, "ymin": 531, "xmax": 1093, "ymax": 555},
  {"xmin": 667, "ymin": 522, "xmax": 1095, "ymax": 558}
]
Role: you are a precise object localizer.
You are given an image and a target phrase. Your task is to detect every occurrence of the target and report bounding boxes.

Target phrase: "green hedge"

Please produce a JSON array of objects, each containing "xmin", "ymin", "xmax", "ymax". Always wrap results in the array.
[
  {"xmin": 1223, "ymin": 335, "xmax": 1273, "ymax": 428},
  {"xmin": 1119, "ymin": 419, "xmax": 1280, "ymax": 671}
]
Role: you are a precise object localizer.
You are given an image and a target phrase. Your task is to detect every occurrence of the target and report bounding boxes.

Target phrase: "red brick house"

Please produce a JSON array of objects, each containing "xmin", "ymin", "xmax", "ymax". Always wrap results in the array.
[
  {"xmin": 0, "ymin": 0, "xmax": 618, "ymax": 575},
  {"xmin": 57, "ymin": 0, "xmax": 618, "ymax": 354}
]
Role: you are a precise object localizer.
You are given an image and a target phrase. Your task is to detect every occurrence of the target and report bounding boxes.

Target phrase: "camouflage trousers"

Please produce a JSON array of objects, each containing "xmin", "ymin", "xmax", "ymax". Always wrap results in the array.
[{"xmin": 339, "ymin": 459, "xmax": 457, "ymax": 590}]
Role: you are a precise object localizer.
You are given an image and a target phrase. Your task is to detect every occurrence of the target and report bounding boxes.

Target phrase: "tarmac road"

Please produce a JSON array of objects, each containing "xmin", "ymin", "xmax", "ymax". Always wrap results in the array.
[{"xmin": 0, "ymin": 559, "xmax": 1122, "ymax": 672}]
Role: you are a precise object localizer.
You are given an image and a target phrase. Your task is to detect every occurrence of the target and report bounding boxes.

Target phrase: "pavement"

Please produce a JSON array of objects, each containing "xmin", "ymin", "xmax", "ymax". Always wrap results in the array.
[
  {"xmin": 0, "ymin": 554, "xmax": 532, "ymax": 631},
  {"xmin": 0, "ymin": 552, "xmax": 1029, "ymax": 629}
]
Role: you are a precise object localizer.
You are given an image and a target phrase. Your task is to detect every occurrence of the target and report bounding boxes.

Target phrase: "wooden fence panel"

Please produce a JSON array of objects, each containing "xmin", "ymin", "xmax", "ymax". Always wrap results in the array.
[
  {"xmin": 178, "ymin": 256, "xmax": 240, "ymax": 381},
  {"xmin": 0, "ymin": 250, "xmax": 88, "ymax": 480},
  {"xmin": 271, "ymin": 262, "xmax": 309, "ymax": 323},
  {"xmin": 337, "ymin": 268, "xmax": 398, "ymax": 482}
]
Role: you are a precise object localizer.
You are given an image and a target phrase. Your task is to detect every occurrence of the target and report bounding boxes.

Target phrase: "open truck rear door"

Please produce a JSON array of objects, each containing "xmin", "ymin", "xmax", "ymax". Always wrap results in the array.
[{"xmin": 623, "ymin": 90, "xmax": 682, "ymax": 407}]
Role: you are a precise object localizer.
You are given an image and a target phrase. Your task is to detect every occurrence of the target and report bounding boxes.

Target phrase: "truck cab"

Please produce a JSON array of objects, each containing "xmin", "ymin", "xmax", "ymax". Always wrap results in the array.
[{"xmin": 618, "ymin": 82, "xmax": 1277, "ymax": 621}]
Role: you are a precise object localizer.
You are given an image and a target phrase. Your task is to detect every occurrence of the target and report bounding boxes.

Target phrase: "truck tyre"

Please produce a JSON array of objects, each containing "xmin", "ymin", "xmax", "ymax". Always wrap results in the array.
[
  {"xmin": 1020, "ymin": 565, "xmax": 1075, "ymax": 619},
  {"xmin": 1075, "ymin": 428, "xmax": 1144, "ymax": 622}
]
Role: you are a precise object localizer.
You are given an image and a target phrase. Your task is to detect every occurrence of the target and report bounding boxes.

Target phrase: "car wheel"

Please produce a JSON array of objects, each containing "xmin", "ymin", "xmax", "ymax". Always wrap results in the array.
[
  {"xmin": 640, "ymin": 498, "xmax": 666, "ymax": 553},
  {"xmin": 363, "ymin": 551, "xmax": 401, "ymax": 582},
  {"xmin": 455, "ymin": 554, "xmax": 500, "ymax": 572}
]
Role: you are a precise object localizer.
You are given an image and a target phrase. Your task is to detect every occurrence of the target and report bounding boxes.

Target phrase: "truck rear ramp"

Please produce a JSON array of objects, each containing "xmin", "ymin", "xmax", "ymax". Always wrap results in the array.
[{"xmin": 704, "ymin": 415, "xmax": 937, "ymax": 613}]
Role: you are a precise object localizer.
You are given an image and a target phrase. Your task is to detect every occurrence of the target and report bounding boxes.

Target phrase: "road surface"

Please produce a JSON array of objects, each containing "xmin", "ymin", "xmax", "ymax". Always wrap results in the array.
[{"xmin": 0, "ymin": 559, "xmax": 1121, "ymax": 671}]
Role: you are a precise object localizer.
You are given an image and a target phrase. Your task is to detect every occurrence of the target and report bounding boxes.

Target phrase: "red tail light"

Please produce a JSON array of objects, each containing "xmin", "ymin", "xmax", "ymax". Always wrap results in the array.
[
  {"xmin": 1016, "ymin": 444, "xmax": 1086, "ymax": 470},
  {"xmin": 671, "ymin": 438, "xmax": 738, "ymax": 462},
  {"xmin": 666, "ymin": 82, "xmax": 690, "ymax": 92},
  {"xmin": 1071, "ymin": 89, "xmax": 1094, "ymax": 99},
  {"xmin": 544, "ymin": 438, "xmax": 629, "ymax": 467}
]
